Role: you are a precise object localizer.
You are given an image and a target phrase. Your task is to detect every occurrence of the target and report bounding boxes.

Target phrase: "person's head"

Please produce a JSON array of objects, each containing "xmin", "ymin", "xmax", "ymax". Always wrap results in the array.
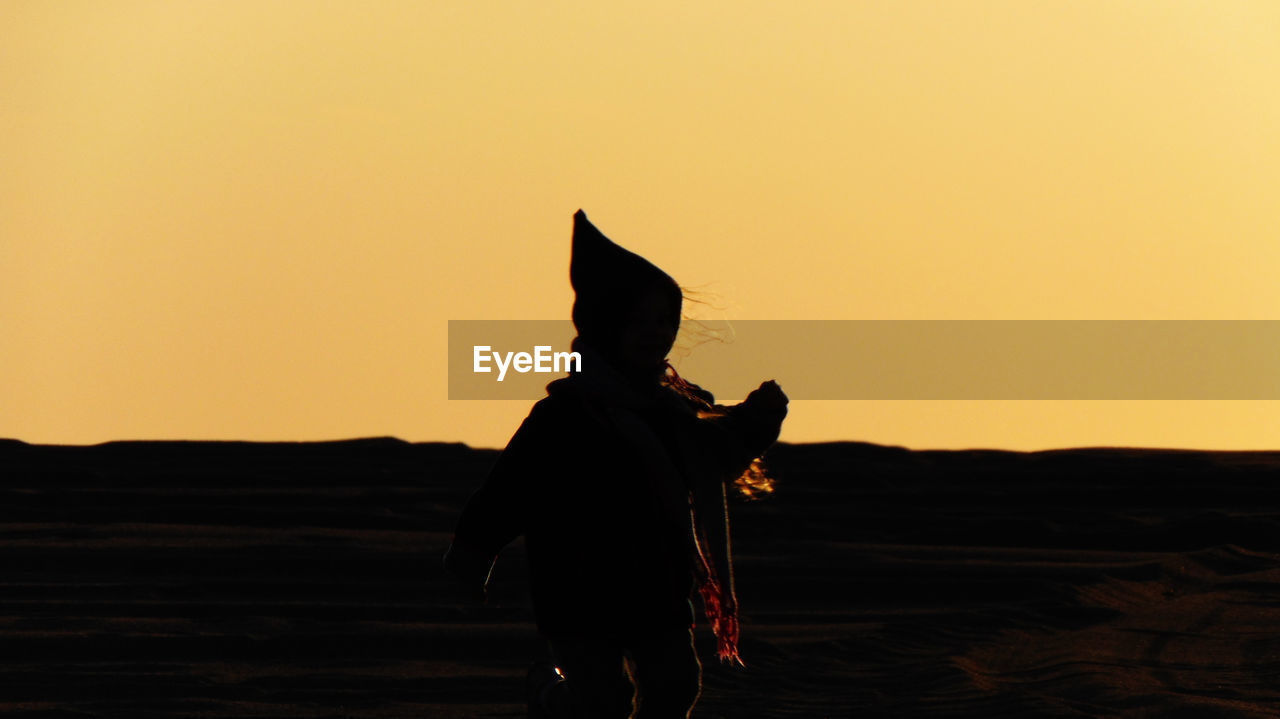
[
  {"xmin": 569, "ymin": 210, "xmax": 682, "ymax": 382},
  {"xmin": 599, "ymin": 282, "xmax": 681, "ymax": 382}
]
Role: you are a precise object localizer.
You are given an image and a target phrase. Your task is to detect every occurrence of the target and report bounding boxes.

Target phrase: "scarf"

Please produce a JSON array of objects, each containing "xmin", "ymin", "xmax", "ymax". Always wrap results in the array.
[{"xmin": 545, "ymin": 337, "xmax": 744, "ymax": 665}]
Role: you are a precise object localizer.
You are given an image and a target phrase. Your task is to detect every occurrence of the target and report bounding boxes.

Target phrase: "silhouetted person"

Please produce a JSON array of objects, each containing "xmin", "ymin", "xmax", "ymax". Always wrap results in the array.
[{"xmin": 444, "ymin": 210, "xmax": 787, "ymax": 718}]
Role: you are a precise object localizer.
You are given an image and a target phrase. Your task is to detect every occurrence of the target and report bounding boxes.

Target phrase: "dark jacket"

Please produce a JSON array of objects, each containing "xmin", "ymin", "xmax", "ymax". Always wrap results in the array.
[{"xmin": 447, "ymin": 377, "xmax": 783, "ymax": 641}]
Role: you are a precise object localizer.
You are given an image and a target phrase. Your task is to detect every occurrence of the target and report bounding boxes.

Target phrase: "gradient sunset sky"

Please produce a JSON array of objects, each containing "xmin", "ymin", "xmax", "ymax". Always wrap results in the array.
[{"xmin": 4, "ymin": 1, "xmax": 1277, "ymax": 450}]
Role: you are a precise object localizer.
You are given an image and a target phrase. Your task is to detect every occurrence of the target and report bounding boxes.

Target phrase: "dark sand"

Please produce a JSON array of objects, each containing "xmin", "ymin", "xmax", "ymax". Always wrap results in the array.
[{"xmin": 2, "ymin": 437, "xmax": 1279, "ymax": 718}]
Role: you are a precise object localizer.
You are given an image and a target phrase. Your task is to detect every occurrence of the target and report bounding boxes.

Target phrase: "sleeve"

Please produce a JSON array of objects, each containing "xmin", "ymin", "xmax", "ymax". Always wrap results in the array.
[
  {"xmin": 716, "ymin": 400, "xmax": 786, "ymax": 458},
  {"xmin": 443, "ymin": 401, "xmax": 554, "ymax": 593},
  {"xmin": 694, "ymin": 399, "xmax": 787, "ymax": 487}
]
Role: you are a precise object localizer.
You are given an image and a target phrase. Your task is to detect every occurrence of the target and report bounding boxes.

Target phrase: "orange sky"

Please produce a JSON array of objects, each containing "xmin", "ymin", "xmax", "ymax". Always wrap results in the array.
[{"xmin": 3, "ymin": 1, "xmax": 1277, "ymax": 450}]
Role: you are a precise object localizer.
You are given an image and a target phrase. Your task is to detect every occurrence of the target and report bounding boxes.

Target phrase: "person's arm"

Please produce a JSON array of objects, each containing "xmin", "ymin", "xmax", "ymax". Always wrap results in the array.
[
  {"xmin": 443, "ymin": 401, "xmax": 554, "ymax": 601},
  {"xmin": 696, "ymin": 380, "xmax": 788, "ymax": 486}
]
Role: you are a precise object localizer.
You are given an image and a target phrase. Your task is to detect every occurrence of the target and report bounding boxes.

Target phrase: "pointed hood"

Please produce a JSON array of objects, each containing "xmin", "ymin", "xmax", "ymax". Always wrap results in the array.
[{"xmin": 570, "ymin": 209, "xmax": 682, "ymax": 342}]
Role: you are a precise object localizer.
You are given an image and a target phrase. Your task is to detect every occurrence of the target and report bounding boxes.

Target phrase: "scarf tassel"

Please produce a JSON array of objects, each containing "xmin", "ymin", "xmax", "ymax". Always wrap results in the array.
[{"xmin": 692, "ymin": 527, "xmax": 744, "ymax": 666}]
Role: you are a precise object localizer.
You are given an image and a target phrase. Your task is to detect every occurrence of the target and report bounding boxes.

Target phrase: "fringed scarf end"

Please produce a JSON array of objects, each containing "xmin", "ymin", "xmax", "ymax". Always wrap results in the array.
[{"xmin": 694, "ymin": 546, "xmax": 745, "ymax": 666}]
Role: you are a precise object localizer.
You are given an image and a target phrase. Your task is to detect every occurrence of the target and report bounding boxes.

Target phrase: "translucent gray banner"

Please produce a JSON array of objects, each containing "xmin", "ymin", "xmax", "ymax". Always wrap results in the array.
[{"xmin": 448, "ymin": 320, "xmax": 1280, "ymax": 400}]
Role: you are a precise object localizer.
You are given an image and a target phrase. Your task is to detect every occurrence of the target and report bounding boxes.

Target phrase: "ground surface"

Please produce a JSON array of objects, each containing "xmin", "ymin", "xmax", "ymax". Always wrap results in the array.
[{"xmin": 2, "ymin": 437, "xmax": 1279, "ymax": 718}]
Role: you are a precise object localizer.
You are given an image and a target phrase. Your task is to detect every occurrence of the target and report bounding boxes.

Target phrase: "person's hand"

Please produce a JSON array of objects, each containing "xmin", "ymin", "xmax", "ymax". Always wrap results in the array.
[{"xmin": 744, "ymin": 380, "xmax": 788, "ymax": 414}]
